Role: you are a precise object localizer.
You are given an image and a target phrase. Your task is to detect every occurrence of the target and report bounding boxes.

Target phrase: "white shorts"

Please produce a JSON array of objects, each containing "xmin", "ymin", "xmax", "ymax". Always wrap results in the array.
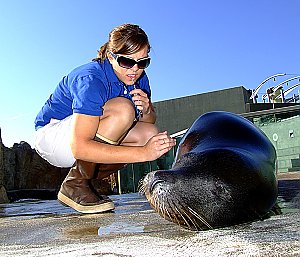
[{"xmin": 34, "ymin": 116, "xmax": 76, "ymax": 168}]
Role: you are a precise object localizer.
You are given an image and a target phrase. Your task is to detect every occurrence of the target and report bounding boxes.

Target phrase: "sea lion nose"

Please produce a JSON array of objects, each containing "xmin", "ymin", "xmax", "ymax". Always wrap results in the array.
[{"xmin": 149, "ymin": 170, "xmax": 177, "ymax": 193}]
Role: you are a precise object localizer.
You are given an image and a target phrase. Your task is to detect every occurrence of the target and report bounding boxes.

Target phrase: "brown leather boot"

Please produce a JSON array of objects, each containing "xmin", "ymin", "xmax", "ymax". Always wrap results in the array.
[
  {"xmin": 57, "ymin": 160, "xmax": 115, "ymax": 213},
  {"xmin": 96, "ymin": 163, "xmax": 127, "ymax": 180}
]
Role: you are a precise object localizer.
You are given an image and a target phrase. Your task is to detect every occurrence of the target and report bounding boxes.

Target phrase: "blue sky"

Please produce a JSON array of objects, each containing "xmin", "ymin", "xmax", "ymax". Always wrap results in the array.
[{"xmin": 0, "ymin": 0, "xmax": 300, "ymax": 147}]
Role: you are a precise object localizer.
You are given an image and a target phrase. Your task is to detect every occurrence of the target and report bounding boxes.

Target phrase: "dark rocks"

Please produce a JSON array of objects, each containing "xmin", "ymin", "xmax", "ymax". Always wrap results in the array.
[
  {"xmin": 0, "ymin": 130, "xmax": 8, "ymax": 203},
  {"xmin": 0, "ymin": 129, "xmax": 119, "ymax": 203},
  {"xmin": 0, "ymin": 186, "xmax": 8, "ymax": 203},
  {"xmin": 0, "ymin": 135, "xmax": 69, "ymax": 203}
]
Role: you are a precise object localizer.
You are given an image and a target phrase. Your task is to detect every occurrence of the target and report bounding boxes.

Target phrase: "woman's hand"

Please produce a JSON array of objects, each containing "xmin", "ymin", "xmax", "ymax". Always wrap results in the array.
[
  {"xmin": 130, "ymin": 88, "xmax": 151, "ymax": 115},
  {"xmin": 143, "ymin": 131, "xmax": 176, "ymax": 161}
]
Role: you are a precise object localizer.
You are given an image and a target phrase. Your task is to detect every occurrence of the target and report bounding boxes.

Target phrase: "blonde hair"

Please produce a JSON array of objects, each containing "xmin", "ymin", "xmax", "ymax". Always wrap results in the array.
[{"xmin": 93, "ymin": 24, "xmax": 150, "ymax": 62}]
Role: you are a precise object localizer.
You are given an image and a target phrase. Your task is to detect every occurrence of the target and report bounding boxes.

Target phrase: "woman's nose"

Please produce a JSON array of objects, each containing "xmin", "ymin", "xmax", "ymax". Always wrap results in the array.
[{"xmin": 131, "ymin": 64, "xmax": 139, "ymax": 72}]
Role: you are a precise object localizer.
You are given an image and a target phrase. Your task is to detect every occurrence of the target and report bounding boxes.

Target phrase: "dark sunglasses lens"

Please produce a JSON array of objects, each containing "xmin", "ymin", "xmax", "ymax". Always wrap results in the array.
[
  {"xmin": 137, "ymin": 58, "xmax": 150, "ymax": 69},
  {"xmin": 118, "ymin": 56, "xmax": 135, "ymax": 69},
  {"xmin": 117, "ymin": 56, "xmax": 151, "ymax": 69}
]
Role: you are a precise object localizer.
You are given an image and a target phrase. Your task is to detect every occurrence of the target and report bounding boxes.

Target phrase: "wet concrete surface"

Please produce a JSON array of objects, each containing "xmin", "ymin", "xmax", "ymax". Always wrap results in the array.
[{"xmin": 0, "ymin": 191, "xmax": 300, "ymax": 256}]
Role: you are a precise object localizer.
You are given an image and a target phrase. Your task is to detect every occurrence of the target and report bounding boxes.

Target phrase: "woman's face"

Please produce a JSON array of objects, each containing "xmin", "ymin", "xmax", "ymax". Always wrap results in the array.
[{"xmin": 108, "ymin": 46, "xmax": 149, "ymax": 85}]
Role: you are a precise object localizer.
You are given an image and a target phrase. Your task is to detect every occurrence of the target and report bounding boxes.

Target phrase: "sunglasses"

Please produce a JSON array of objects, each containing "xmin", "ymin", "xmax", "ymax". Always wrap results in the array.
[{"xmin": 110, "ymin": 52, "xmax": 151, "ymax": 69}]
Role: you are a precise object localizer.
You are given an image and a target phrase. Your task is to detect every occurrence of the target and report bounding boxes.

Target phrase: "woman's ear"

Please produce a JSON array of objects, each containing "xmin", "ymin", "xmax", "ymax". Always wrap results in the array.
[{"xmin": 107, "ymin": 52, "xmax": 114, "ymax": 64}]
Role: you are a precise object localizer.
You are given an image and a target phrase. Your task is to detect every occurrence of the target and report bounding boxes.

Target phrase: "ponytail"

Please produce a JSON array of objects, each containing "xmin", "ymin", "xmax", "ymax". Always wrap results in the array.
[{"xmin": 92, "ymin": 42, "xmax": 109, "ymax": 62}]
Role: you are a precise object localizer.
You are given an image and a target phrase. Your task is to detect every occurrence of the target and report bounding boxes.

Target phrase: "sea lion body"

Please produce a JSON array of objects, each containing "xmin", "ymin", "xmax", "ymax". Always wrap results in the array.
[{"xmin": 142, "ymin": 111, "xmax": 277, "ymax": 230}]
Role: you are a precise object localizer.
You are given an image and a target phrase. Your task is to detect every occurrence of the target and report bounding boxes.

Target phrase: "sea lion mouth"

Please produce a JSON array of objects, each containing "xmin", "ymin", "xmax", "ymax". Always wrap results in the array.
[{"xmin": 139, "ymin": 172, "xmax": 213, "ymax": 231}]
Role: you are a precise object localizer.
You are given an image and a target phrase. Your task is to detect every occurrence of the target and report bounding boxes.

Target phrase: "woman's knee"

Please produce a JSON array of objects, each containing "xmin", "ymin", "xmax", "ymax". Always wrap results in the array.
[
  {"xmin": 142, "ymin": 123, "xmax": 159, "ymax": 139},
  {"xmin": 103, "ymin": 97, "xmax": 136, "ymax": 125},
  {"xmin": 131, "ymin": 123, "xmax": 159, "ymax": 146}
]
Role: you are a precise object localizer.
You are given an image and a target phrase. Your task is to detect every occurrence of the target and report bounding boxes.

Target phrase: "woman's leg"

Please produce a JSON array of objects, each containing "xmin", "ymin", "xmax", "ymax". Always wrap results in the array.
[
  {"xmin": 96, "ymin": 97, "xmax": 159, "ymax": 146},
  {"xmin": 95, "ymin": 97, "xmax": 158, "ymax": 178},
  {"xmin": 58, "ymin": 97, "xmax": 137, "ymax": 213},
  {"xmin": 96, "ymin": 97, "xmax": 137, "ymax": 144},
  {"xmin": 120, "ymin": 121, "xmax": 159, "ymax": 146}
]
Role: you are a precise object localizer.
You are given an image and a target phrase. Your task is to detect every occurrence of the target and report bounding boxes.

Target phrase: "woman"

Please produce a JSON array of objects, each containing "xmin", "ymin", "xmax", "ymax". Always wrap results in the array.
[{"xmin": 34, "ymin": 24, "xmax": 176, "ymax": 214}]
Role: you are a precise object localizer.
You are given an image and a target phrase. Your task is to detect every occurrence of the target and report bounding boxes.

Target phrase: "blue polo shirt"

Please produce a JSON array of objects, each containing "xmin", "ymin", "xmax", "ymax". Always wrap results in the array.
[{"xmin": 34, "ymin": 59, "xmax": 151, "ymax": 130}]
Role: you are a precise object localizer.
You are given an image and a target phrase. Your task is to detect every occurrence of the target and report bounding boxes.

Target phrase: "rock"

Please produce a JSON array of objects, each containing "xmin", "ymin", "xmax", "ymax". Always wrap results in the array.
[
  {"xmin": 0, "ymin": 186, "xmax": 8, "ymax": 203},
  {"xmin": 0, "ymin": 129, "xmax": 117, "ymax": 203},
  {"xmin": 0, "ymin": 129, "xmax": 69, "ymax": 202},
  {"xmin": 0, "ymin": 129, "xmax": 8, "ymax": 203},
  {"xmin": 3, "ymin": 142, "xmax": 69, "ymax": 192}
]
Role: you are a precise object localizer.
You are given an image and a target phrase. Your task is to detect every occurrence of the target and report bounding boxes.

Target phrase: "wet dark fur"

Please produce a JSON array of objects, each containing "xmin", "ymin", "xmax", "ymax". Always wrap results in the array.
[{"xmin": 140, "ymin": 111, "xmax": 277, "ymax": 231}]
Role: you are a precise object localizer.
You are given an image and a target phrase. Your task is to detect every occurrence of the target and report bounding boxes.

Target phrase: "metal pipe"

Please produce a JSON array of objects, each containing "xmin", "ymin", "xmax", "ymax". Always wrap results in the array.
[{"xmin": 250, "ymin": 73, "xmax": 286, "ymax": 101}]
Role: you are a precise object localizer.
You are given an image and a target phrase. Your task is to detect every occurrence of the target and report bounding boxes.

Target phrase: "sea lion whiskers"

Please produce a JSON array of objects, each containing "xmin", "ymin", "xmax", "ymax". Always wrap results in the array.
[
  {"xmin": 157, "ymin": 195, "xmax": 174, "ymax": 223},
  {"xmin": 177, "ymin": 203, "xmax": 200, "ymax": 230},
  {"xmin": 172, "ymin": 197, "xmax": 203, "ymax": 230},
  {"xmin": 187, "ymin": 206, "xmax": 213, "ymax": 229},
  {"xmin": 173, "ymin": 201, "xmax": 193, "ymax": 230},
  {"xmin": 160, "ymin": 195, "xmax": 168, "ymax": 219},
  {"xmin": 151, "ymin": 191, "xmax": 160, "ymax": 209},
  {"xmin": 154, "ymin": 191, "xmax": 168, "ymax": 221},
  {"xmin": 166, "ymin": 198, "xmax": 181, "ymax": 226},
  {"xmin": 164, "ymin": 202, "xmax": 174, "ymax": 223},
  {"xmin": 138, "ymin": 180, "xmax": 145, "ymax": 195},
  {"xmin": 165, "ymin": 196, "xmax": 192, "ymax": 230},
  {"xmin": 150, "ymin": 192, "xmax": 174, "ymax": 224},
  {"xmin": 157, "ymin": 194, "xmax": 166, "ymax": 219}
]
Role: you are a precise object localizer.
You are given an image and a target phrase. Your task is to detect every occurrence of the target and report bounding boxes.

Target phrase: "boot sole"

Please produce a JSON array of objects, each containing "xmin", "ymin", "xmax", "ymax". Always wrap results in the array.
[{"xmin": 57, "ymin": 192, "xmax": 115, "ymax": 214}]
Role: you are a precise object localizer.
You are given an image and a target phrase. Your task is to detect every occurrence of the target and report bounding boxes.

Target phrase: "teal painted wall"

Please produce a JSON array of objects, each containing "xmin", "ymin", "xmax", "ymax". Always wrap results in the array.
[{"xmin": 256, "ymin": 115, "xmax": 300, "ymax": 173}]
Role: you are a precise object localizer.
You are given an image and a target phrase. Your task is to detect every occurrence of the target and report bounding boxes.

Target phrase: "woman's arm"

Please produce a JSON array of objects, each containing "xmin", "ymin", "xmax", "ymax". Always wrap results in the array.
[{"xmin": 70, "ymin": 113, "xmax": 174, "ymax": 164}]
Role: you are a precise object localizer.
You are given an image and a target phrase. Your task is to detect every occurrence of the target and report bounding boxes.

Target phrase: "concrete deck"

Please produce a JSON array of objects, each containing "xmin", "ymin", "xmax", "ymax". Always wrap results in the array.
[{"xmin": 0, "ymin": 193, "xmax": 299, "ymax": 257}]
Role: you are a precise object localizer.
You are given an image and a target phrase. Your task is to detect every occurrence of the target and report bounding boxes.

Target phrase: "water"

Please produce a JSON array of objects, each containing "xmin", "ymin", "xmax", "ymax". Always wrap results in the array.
[
  {"xmin": 98, "ymin": 222, "xmax": 144, "ymax": 236},
  {"xmin": 277, "ymin": 179, "xmax": 300, "ymax": 213}
]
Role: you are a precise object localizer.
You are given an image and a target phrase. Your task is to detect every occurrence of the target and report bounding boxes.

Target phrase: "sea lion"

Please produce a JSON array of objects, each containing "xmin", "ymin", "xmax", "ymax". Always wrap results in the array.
[{"xmin": 141, "ymin": 111, "xmax": 278, "ymax": 231}]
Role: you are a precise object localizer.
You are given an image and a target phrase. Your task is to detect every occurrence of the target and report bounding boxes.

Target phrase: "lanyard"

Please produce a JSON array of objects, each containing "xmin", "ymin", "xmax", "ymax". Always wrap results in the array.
[{"xmin": 122, "ymin": 83, "xmax": 142, "ymax": 120}]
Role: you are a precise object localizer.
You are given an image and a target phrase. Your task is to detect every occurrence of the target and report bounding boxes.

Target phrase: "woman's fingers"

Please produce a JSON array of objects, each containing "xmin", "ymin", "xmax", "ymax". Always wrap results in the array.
[
  {"xmin": 131, "ymin": 89, "xmax": 149, "ymax": 113},
  {"xmin": 155, "ymin": 132, "xmax": 176, "ymax": 148},
  {"xmin": 145, "ymin": 132, "xmax": 176, "ymax": 160}
]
